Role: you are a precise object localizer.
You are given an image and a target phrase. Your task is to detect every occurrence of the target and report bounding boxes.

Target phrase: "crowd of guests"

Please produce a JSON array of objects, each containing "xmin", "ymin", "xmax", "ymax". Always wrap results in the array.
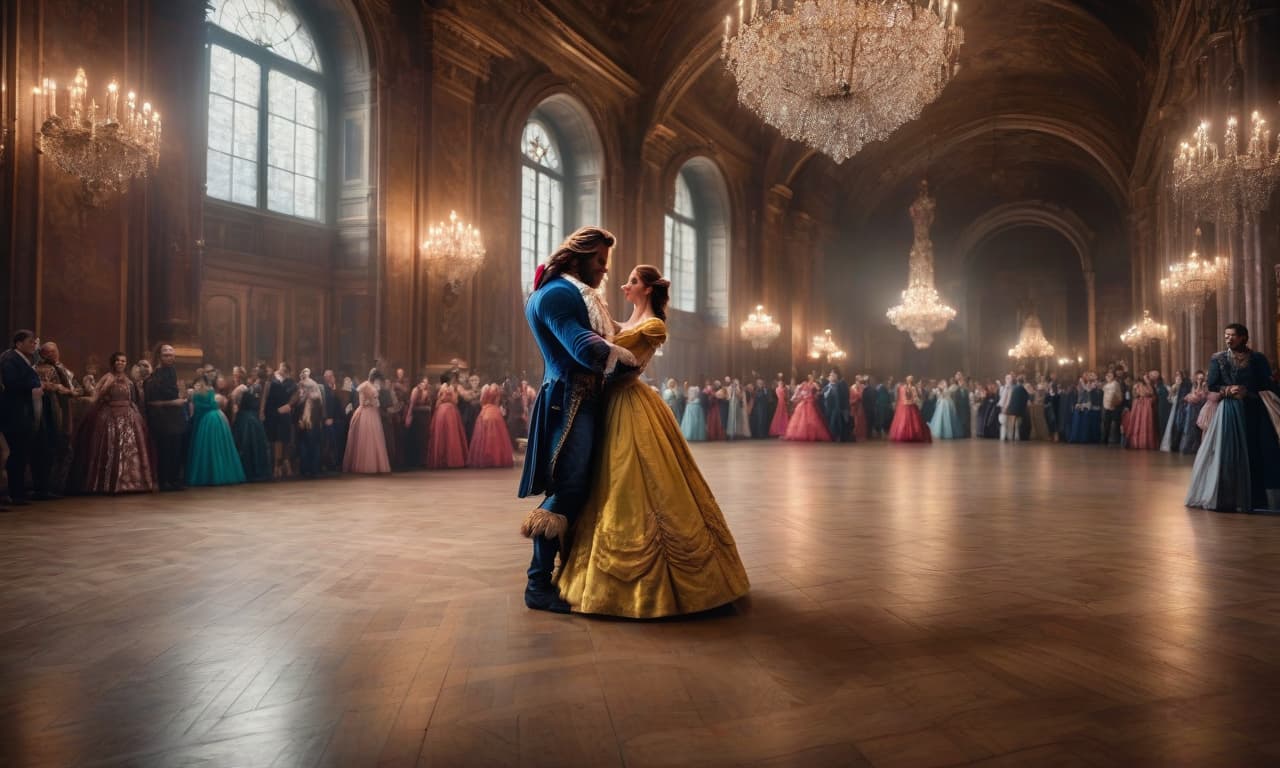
[{"xmin": 0, "ymin": 329, "xmax": 539, "ymax": 506}]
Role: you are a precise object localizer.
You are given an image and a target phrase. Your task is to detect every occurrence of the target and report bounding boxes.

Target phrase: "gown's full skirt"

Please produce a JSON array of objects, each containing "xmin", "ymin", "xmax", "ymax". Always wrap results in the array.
[
  {"xmin": 188, "ymin": 407, "xmax": 247, "ymax": 486},
  {"xmin": 467, "ymin": 403, "xmax": 514, "ymax": 468},
  {"xmin": 783, "ymin": 398, "xmax": 831, "ymax": 441},
  {"xmin": 1125, "ymin": 397, "xmax": 1158, "ymax": 450},
  {"xmin": 768, "ymin": 393, "xmax": 790, "ymax": 437},
  {"xmin": 1185, "ymin": 399, "xmax": 1252, "ymax": 512},
  {"xmin": 557, "ymin": 379, "xmax": 750, "ymax": 618},
  {"xmin": 928, "ymin": 397, "xmax": 959, "ymax": 439},
  {"xmin": 78, "ymin": 404, "xmax": 158, "ymax": 494},
  {"xmin": 889, "ymin": 403, "xmax": 931, "ymax": 443},
  {"xmin": 1028, "ymin": 403, "xmax": 1052, "ymax": 441},
  {"xmin": 427, "ymin": 401, "xmax": 469, "ymax": 469},
  {"xmin": 343, "ymin": 404, "xmax": 391, "ymax": 474},
  {"xmin": 680, "ymin": 401, "xmax": 706, "ymax": 441},
  {"xmin": 232, "ymin": 411, "xmax": 272, "ymax": 482}
]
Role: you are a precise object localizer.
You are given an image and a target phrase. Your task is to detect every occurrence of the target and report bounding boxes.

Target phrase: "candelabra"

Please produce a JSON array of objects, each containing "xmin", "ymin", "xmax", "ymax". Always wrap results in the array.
[
  {"xmin": 1007, "ymin": 313, "xmax": 1056, "ymax": 360},
  {"xmin": 421, "ymin": 210, "xmax": 486, "ymax": 286},
  {"xmin": 1120, "ymin": 310, "xmax": 1169, "ymax": 350},
  {"xmin": 34, "ymin": 68, "xmax": 162, "ymax": 195},
  {"xmin": 1172, "ymin": 110, "xmax": 1280, "ymax": 225},
  {"xmin": 808, "ymin": 329, "xmax": 847, "ymax": 363},
  {"xmin": 722, "ymin": 0, "xmax": 963, "ymax": 163},
  {"xmin": 1159, "ymin": 228, "xmax": 1228, "ymax": 313},
  {"xmin": 739, "ymin": 304, "xmax": 782, "ymax": 349}
]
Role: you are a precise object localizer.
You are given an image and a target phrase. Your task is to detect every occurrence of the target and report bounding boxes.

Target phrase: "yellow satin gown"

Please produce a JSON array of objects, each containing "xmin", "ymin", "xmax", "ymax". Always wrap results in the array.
[{"xmin": 556, "ymin": 317, "xmax": 750, "ymax": 617}]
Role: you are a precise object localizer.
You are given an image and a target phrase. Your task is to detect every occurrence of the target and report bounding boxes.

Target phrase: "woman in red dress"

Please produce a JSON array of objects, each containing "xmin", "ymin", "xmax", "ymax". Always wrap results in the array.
[
  {"xmin": 704, "ymin": 381, "xmax": 726, "ymax": 441},
  {"xmin": 769, "ymin": 378, "xmax": 790, "ymax": 437},
  {"xmin": 888, "ymin": 375, "xmax": 932, "ymax": 443},
  {"xmin": 850, "ymin": 376, "xmax": 868, "ymax": 442},
  {"xmin": 1125, "ymin": 376, "xmax": 1158, "ymax": 450},
  {"xmin": 783, "ymin": 374, "xmax": 832, "ymax": 441},
  {"xmin": 427, "ymin": 373, "xmax": 469, "ymax": 469},
  {"xmin": 467, "ymin": 383, "xmax": 514, "ymax": 468}
]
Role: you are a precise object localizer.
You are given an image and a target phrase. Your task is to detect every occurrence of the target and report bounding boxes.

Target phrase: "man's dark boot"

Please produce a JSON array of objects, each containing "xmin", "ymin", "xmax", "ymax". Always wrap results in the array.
[{"xmin": 524, "ymin": 579, "xmax": 570, "ymax": 614}]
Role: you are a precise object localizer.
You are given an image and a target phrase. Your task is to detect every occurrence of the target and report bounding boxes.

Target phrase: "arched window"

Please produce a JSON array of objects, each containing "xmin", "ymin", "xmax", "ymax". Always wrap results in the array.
[
  {"xmin": 520, "ymin": 120, "xmax": 564, "ymax": 291},
  {"xmin": 665, "ymin": 173, "xmax": 698, "ymax": 312},
  {"xmin": 205, "ymin": 0, "xmax": 325, "ymax": 221},
  {"xmin": 665, "ymin": 159, "xmax": 731, "ymax": 325},
  {"xmin": 518, "ymin": 95, "xmax": 603, "ymax": 294}
]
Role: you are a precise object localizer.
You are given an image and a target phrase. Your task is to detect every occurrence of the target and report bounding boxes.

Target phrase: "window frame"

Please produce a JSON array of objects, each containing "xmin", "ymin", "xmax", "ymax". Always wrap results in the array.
[
  {"xmin": 665, "ymin": 171, "xmax": 701, "ymax": 314},
  {"xmin": 520, "ymin": 118, "xmax": 567, "ymax": 293},
  {"xmin": 204, "ymin": 21, "xmax": 328, "ymax": 222}
]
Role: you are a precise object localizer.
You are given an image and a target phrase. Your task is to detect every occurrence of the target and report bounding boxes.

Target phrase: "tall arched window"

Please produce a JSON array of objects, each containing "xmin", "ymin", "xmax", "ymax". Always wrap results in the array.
[
  {"xmin": 520, "ymin": 120, "xmax": 564, "ymax": 291},
  {"xmin": 665, "ymin": 159, "xmax": 731, "ymax": 325},
  {"xmin": 205, "ymin": 0, "xmax": 325, "ymax": 221},
  {"xmin": 665, "ymin": 173, "xmax": 698, "ymax": 312}
]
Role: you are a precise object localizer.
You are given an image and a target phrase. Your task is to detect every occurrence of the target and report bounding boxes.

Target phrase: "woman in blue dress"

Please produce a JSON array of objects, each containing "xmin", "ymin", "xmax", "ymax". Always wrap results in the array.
[
  {"xmin": 1186, "ymin": 324, "xmax": 1280, "ymax": 513},
  {"xmin": 928, "ymin": 383, "xmax": 960, "ymax": 439},
  {"xmin": 680, "ymin": 383, "xmax": 707, "ymax": 441},
  {"xmin": 188, "ymin": 377, "xmax": 247, "ymax": 486}
]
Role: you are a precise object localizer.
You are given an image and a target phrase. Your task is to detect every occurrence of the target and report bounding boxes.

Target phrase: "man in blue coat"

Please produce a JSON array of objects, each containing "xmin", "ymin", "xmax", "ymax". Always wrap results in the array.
[{"xmin": 518, "ymin": 227, "xmax": 635, "ymax": 612}]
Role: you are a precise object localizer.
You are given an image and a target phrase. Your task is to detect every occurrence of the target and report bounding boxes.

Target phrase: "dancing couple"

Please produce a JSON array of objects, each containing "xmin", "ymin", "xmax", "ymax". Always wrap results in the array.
[{"xmin": 518, "ymin": 227, "xmax": 750, "ymax": 618}]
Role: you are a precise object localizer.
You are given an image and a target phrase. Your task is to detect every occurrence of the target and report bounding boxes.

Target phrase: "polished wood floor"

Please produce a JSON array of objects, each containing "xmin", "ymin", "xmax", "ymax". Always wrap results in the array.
[{"xmin": 2, "ymin": 440, "xmax": 1279, "ymax": 767}]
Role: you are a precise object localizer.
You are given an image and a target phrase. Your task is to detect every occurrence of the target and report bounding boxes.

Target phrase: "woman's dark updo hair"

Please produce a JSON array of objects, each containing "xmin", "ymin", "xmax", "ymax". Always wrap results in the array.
[
  {"xmin": 439, "ymin": 372, "xmax": 453, "ymax": 385},
  {"xmin": 633, "ymin": 264, "xmax": 670, "ymax": 321},
  {"xmin": 110, "ymin": 352, "xmax": 128, "ymax": 371}
]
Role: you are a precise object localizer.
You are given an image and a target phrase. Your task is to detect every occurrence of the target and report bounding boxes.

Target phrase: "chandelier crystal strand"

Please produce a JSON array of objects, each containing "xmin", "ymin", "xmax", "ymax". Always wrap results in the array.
[
  {"xmin": 886, "ymin": 180, "xmax": 955, "ymax": 349},
  {"xmin": 739, "ymin": 304, "xmax": 782, "ymax": 349},
  {"xmin": 1007, "ymin": 313, "xmax": 1056, "ymax": 359},
  {"xmin": 1159, "ymin": 227, "xmax": 1228, "ymax": 313},
  {"xmin": 1172, "ymin": 110, "xmax": 1280, "ymax": 225},
  {"xmin": 722, "ymin": 0, "xmax": 963, "ymax": 164},
  {"xmin": 34, "ymin": 68, "xmax": 161, "ymax": 194},
  {"xmin": 1120, "ymin": 310, "xmax": 1169, "ymax": 350},
  {"xmin": 421, "ymin": 210, "xmax": 486, "ymax": 286}
]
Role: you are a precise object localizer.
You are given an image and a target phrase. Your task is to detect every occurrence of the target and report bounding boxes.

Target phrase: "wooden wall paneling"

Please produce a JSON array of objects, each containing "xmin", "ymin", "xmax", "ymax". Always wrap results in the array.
[
  {"xmin": 199, "ymin": 285, "xmax": 245, "ymax": 373},
  {"xmin": 249, "ymin": 287, "xmax": 284, "ymax": 367},
  {"xmin": 335, "ymin": 290, "xmax": 373, "ymax": 378},
  {"xmin": 292, "ymin": 288, "xmax": 325, "ymax": 371}
]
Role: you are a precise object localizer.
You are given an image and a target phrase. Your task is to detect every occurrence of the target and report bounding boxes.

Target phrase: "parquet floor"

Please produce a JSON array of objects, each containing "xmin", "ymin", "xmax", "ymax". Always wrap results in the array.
[{"xmin": 2, "ymin": 440, "xmax": 1280, "ymax": 768}]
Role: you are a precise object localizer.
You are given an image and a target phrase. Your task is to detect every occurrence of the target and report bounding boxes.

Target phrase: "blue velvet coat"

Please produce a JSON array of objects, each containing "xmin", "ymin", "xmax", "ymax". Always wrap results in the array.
[{"xmin": 518, "ymin": 276, "xmax": 611, "ymax": 498}]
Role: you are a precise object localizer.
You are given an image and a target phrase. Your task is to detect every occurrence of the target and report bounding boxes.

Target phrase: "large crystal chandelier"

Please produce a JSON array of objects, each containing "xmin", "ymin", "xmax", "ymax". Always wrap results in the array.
[
  {"xmin": 34, "ymin": 68, "xmax": 161, "ymax": 195},
  {"xmin": 1007, "ymin": 313, "xmax": 1055, "ymax": 360},
  {"xmin": 887, "ymin": 179, "xmax": 955, "ymax": 349},
  {"xmin": 1159, "ymin": 227, "xmax": 1228, "ymax": 312},
  {"xmin": 1120, "ymin": 310, "xmax": 1169, "ymax": 350},
  {"xmin": 1172, "ymin": 110, "xmax": 1280, "ymax": 225},
  {"xmin": 809, "ymin": 328, "xmax": 847, "ymax": 362},
  {"xmin": 740, "ymin": 304, "xmax": 782, "ymax": 349},
  {"xmin": 722, "ymin": 0, "xmax": 963, "ymax": 164},
  {"xmin": 422, "ymin": 210, "xmax": 486, "ymax": 286}
]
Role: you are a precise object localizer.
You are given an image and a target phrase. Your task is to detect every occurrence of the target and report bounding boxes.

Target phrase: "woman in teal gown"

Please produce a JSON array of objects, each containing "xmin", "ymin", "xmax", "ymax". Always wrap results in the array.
[{"xmin": 188, "ymin": 379, "xmax": 247, "ymax": 486}]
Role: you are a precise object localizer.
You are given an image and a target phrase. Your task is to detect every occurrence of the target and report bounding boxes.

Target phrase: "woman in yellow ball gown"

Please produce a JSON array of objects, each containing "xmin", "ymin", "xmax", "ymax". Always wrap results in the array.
[{"xmin": 556, "ymin": 265, "xmax": 750, "ymax": 617}]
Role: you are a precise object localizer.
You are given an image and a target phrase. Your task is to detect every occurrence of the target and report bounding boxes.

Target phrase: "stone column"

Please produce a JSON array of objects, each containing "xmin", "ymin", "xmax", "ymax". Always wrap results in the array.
[
  {"xmin": 762, "ymin": 184, "xmax": 792, "ymax": 372},
  {"xmin": 786, "ymin": 211, "xmax": 815, "ymax": 374},
  {"xmin": 1084, "ymin": 269, "xmax": 1098, "ymax": 368}
]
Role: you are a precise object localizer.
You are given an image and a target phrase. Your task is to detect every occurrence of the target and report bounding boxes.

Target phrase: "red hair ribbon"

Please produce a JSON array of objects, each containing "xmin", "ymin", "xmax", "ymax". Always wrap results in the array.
[{"xmin": 533, "ymin": 263, "xmax": 547, "ymax": 291}]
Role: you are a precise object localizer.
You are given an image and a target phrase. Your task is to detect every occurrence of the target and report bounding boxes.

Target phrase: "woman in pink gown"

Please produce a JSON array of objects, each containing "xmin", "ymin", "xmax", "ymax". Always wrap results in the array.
[
  {"xmin": 467, "ymin": 383, "xmax": 514, "ymax": 468},
  {"xmin": 850, "ymin": 377, "xmax": 868, "ymax": 441},
  {"xmin": 427, "ymin": 373, "xmax": 468, "ymax": 469},
  {"xmin": 769, "ymin": 379, "xmax": 790, "ymax": 437},
  {"xmin": 783, "ymin": 375, "xmax": 832, "ymax": 441},
  {"xmin": 888, "ymin": 376, "xmax": 932, "ymax": 443},
  {"xmin": 75, "ymin": 352, "xmax": 158, "ymax": 494},
  {"xmin": 343, "ymin": 373, "xmax": 391, "ymax": 474},
  {"xmin": 1125, "ymin": 378, "xmax": 1158, "ymax": 450}
]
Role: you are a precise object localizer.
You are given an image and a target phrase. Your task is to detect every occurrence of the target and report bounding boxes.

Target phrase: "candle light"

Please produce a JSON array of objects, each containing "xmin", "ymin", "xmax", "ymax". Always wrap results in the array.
[
  {"xmin": 739, "ymin": 0, "xmax": 744, "ymax": 30},
  {"xmin": 107, "ymin": 80, "xmax": 119, "ymax": 123},
  {"xmin": 89, "ymin": 99, "xmax": 98, "ymax": 138},
  {"xmin": 32, "ymin": 86, "xmax": 42, "ymax": 140},
  {"xmin": 127, "ymin": 91, "xmax": 136, "ymax": 134},
  {"xmin": 950, "ymin": 2, "xmax": 958, "ymax": 28},
  {"xmin": 48, "ymin": 80, "xmax": 57, "ymax": 118}
]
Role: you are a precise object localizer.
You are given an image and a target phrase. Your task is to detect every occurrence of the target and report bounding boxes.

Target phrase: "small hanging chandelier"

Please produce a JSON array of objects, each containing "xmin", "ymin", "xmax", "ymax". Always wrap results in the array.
[
  {"xmin": 1007, "ymin": 313, "xmax": 1056, "ymax": 359},
  {"xmin": 1120, "ymin": 310, "xmax": 1169, "ymax": 349},
  {"xmin": 421, "ymin": 210, "xmax": 486, "ymax": 286},
  {"xmin": 739, "ymin": 304, "xmax": 782, "ymax": 349}
]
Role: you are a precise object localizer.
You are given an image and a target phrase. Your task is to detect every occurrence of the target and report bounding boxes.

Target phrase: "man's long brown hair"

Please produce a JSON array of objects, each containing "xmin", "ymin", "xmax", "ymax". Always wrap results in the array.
[{"xmin": 533, "ymin": 226, "xmax": 615, "ymax": 291}]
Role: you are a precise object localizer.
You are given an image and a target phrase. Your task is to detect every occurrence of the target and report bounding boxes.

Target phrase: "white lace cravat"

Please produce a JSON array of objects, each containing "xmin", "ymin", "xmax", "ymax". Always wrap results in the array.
[{"xmin": 560, "ymin": 273, "xmax": 613, "ymax": 341}]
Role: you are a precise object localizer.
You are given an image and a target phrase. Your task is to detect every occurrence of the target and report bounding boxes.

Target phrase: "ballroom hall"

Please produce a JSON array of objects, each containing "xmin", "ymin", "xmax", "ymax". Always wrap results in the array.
[{"xmin": 2, "ymin": 1, "xmax": 1280, "ymax": 767}]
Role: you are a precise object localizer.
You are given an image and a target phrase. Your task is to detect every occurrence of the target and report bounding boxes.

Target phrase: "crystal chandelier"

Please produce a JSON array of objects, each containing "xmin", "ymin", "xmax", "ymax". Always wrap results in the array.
[
  {"xmin": 422, "ymin": 210, "xmax": 486, "ymax": 286},
  {"xmin": 722, "ymin": 0, "xmax": 963, "ymax": 164},
  {"xmin": 34, "ymin": 68, "xmax": 161, "ymax": 195},
  {"xmin": 739, "ymin": 304, "xmax": 782, "ymax": 349},
  {"xmin": 1120, "ymin": 310, "xmax": 1169, "ymax": 350},
  {"xmin": 1159, "ymin": 227, "xmax": 1228, "ymax": 313},
  {"xmin": 1007, "ymin": 313, "xmax": 1056, "ymax": 359},
  {"xmin": 809, "ymin": 328, "xmax": 847, "ymax": 362},
  {"xmin": 1172, "ymin": 110, "xmax": 1280, "ymax": 225},
  {"xmin": 887, "ymin": 180, "xmax": 955, "ymax": 349}
]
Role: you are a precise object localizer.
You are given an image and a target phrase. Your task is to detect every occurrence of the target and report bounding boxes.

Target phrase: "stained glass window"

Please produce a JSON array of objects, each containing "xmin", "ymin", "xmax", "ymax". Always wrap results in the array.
[
  {"xmin": 520, "ymin": 121, "xmax": 564, "ymax": 292},
  {"xmin": 205, "ymin": 0, "xmax": 324, "ymax": 221},
  {"xmin": 665, "ymin": 173, "xmax": 698, "ymax": 313}
]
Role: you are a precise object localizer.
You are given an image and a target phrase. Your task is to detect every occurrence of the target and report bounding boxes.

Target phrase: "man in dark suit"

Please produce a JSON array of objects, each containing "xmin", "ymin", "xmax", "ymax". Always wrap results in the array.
[
  {"xmin": 823, "ymin": 369, "xmax": 852, "ymax": 442},
  {"xmin": 1, "ymin": 330, "xmax": 43, "ymax": 505}
]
